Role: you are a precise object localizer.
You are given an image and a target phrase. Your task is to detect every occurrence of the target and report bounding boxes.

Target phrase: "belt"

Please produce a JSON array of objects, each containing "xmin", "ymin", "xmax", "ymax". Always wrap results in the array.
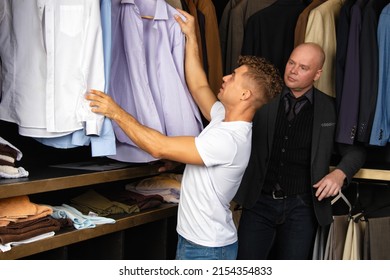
[
  {"xmin": 262, "ymin": 183, "xmax": 287, "ymax": 199},
  {"xmin": 272, "ymin": 189, "xmax": 287, "ymax": 199},
  {"xmin": 261, "ymin": 189, "xmax": 310, "ymax": 200},
  {"xmin": 261, "ymin": 189, "xmax": 287, "ymax": 199}
]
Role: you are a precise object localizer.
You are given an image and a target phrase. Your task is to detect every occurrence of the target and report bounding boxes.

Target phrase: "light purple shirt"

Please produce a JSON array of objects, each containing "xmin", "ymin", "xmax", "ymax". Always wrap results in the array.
[{"xmin": 109, "ymin": 0, "xmax": 203, "ymax": 163}]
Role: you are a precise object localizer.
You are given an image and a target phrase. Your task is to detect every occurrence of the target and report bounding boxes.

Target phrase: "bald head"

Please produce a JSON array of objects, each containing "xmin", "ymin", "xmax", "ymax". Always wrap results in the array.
[
  {"xmin": 284, "ymin": 42, "xmax": 325, "ymax": 96},
  {"xmin": 293, "ymin": 42, "xmax": 325, "ymax": 70}
]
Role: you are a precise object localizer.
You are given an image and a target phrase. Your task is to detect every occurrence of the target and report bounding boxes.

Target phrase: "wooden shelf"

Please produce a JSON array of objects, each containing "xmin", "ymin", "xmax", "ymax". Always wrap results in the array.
[
  {"xmin": 352, "ymin": 168, "xmax": 390, "ymax": 181},
  {"xmin": 330, "ymin": 166, "xmax": 390, "ymax": 182},
  {"xmin": 0, "ymin": 163, "xmax": 163, "ymax": 199},
  {"xmin": 0, "ymin": 203, "xmax": 178, "ymax": 260},
  {"xmin": 0, "ymin": 162, "xmax": 178, "ymax": 260}
]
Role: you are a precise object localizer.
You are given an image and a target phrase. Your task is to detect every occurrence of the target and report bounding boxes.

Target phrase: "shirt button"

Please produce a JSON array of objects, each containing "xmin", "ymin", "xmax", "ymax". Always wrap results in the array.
[
  {"xmin": 281, "ymin": 148, "xmax": 285, "ymax": 153},
  {"xmin": 284, "ymin": 136, "xmax": 288, "ymax": 140}
]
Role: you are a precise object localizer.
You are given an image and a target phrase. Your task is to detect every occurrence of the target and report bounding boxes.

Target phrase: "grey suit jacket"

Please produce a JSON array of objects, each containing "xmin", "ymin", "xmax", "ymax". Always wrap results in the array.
[{"xmin": 234, "ymin": 87, "xmax": 366, "ymax": 226}]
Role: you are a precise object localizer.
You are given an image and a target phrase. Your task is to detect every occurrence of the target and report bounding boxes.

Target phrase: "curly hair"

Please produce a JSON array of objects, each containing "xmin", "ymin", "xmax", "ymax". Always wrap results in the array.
[{"xmin": 237, "ymin": 55, "xmax": 283, "ymax": 103}]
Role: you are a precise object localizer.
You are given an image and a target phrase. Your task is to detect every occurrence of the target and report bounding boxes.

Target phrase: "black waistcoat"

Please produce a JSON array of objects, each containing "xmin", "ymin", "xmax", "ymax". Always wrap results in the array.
[{"xmin": 263, "ymin": 100, "xmax": 314, "ymax": 195}]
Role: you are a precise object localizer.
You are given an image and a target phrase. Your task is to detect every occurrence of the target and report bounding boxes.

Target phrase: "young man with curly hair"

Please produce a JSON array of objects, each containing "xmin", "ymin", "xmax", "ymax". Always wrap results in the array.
[{"xmin": 86, "ymin": 9, "xmax": 283, "ymax": 260}]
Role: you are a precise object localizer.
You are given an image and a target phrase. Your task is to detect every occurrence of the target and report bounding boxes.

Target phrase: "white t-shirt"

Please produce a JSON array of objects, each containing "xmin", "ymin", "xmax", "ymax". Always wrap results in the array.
[{"xmin": 176, "ymin": 101, "xmax": 252, "ymax": 247}]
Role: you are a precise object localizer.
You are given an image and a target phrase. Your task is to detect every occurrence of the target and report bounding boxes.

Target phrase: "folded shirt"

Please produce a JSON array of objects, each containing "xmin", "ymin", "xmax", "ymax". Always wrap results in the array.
[
  {"xmin": 0, "ymin": 231, "xmax": 55, "ymax": 253},
  {"xmin": 0, "ymin": 216, "xmax": 61, "ymax": 244},
  {"xmin": 99, "ymin": 188, "xmax": 164, "ymax": 210},
  {"xmin": 70, "ymin": 189, "xmax": 139, "ymax": 216},
  {"xmin": 0, "ymin": 137, "xmax": 29, "ymax": 179},
  {"xmin": 0, "ymin": 165, "xmax": 29, "ymax": 179},
  {"xmin": 125, "ymin": 173, "xmax": 182, "ymax": 203},
  {"xmin": 0, "ymin": 154, "xmax": 15, "ymax": 166},
  {"xmin": 51, "ymin": 204, "xmax": 115, "ymax": 230}
]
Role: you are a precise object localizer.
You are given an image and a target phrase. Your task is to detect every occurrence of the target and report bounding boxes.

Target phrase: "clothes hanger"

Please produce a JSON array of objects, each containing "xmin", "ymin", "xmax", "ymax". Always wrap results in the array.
[
  {"xmin": 350, "ymin": 182, "xmax": 366, "ymax": 222},
  {"xmin": 331, "ymin": 189, "xmax": 352, "ymax": 212},
  {"xmin": 141, "ymin": 15, "xmax": 154, "ymax": 19}
]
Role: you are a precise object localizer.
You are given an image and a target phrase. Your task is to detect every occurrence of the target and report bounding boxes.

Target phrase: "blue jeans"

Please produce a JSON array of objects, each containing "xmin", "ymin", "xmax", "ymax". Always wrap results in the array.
[
  {"xmin": 237, "ymin": 192, "xmax": 318, "ymax": 260},
  {"xmin": 176, "ymin": 235, "xmax": 238, "ymax": 260}
]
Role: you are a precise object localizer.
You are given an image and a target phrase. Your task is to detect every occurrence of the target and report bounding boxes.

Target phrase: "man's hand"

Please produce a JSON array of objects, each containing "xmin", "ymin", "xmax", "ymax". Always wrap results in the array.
[
  {"xmin": 313, "ymin": 169, "xmax": 346, "ymax": 201},
  {"xmin": 174, "ymin": 9, "xmax": 197, "ymax": 41},
  {"xmin": 86, "ymin": 89, "xmax": 123, "ymax": 120}
]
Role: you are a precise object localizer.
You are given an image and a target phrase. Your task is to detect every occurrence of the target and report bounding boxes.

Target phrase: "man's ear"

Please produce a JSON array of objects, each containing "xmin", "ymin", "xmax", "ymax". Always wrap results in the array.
[
  {"xmin": 241, "ymin": 89, "xmax": 252, "ymax": 100},
  {"xmin": 314, "ymin": 69, "xmax": 323, "ymax": 81}
]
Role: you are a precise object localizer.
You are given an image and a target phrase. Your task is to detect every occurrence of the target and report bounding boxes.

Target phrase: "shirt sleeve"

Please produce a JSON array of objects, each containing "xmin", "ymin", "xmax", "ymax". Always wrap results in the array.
[{"xmin": 195, "ymin": 102, "xmax": 237, "ymax": 167}]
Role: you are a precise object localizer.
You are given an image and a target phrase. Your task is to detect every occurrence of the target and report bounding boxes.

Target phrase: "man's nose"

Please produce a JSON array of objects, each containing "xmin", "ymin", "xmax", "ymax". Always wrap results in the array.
[
  {"xmin": 222, "ymin": 74, "xmax": 231, "ymax": 82},
  {"xmin": 290, "ymin": 66, "xmax": 298, "ymax": 74}
]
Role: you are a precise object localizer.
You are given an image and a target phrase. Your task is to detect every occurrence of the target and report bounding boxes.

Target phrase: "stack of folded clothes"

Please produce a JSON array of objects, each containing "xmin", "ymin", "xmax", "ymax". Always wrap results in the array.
[
  {"xmin": 69, "ymin": 189, "xmax": 139, "ymax": 217},
  {"xmin": 0, "ymin": 137, "xmax": 29, "ymax": 179},
  {"xmin": 98, "ymin": 188, "xmax": 164, "ymax": 211},
  {"xmin": 0, "ymin": 195, "xmax": 68, "ymax": 252},
  {"xmin": 125, "ymin": 173, "xmax": 182, "ymax": 203}
]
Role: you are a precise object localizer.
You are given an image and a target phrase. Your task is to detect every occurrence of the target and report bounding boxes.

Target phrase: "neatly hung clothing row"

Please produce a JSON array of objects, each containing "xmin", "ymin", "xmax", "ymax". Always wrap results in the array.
[
  {"xmin": 220, "ymin": 0, "xmax": 390, "ymax": 147},
  {"xmin": 335, "ymin": 0, "xmax": 390, "ymax": 146},
  {"xmin": 313, "ymin": 183, "xmax": 390, "ymax": 260},
  {"xmin": 0, "ymin": 0, "xmax": 110, "ymax": 157},
  {"xmin": 108, "ymin": 0, "xmax": 203, "ymax": 162},
  {"xmin": 219, "ymin": 0, "xmax": 305, "ymax": 77},
  {"xmin": 219, "ymin": 0, "xmax": 279, "ymax": 76},
  {"xmin": 0, "ymin": 0, "xmax": 223, "ymax": 163},
  {"xmin": 313, "ymin": 213, "xmax": 390, "ymax": 260}
]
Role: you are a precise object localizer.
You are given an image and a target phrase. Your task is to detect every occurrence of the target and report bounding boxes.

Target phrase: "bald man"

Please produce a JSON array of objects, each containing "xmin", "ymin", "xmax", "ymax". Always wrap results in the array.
[{"xmin": 234, "ymin": 43, "xmax": 366, "ymax": 260}]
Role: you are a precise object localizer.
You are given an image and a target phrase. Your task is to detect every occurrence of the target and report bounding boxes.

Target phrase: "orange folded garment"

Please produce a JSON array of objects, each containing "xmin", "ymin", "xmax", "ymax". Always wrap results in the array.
[{"xmin": 0, "ymin": 195, "xmax": 53, "ymax": 227}]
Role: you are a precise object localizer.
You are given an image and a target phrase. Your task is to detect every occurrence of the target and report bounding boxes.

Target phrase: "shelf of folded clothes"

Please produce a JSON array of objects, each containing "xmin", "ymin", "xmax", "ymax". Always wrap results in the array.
[{"xmin": 0, "ymin": 203, "xmax": 177, "ymax": 260}]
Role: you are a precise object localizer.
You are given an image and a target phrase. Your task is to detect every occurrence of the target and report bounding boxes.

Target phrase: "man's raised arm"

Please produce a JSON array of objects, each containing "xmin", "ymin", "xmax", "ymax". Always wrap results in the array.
[{"xmin": 174, "ymin": 9, "xmax": 217, "ymax": 121}]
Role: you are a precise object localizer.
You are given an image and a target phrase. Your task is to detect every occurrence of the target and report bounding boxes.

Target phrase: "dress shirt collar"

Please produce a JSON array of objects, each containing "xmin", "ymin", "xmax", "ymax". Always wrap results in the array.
[
  {"xmin": 121, "ymin": 0, "xmax": 169, "ymax": 20},
  {"xmin": 281, "ymin": 86, "xmax": 314, "ymax": 104}
]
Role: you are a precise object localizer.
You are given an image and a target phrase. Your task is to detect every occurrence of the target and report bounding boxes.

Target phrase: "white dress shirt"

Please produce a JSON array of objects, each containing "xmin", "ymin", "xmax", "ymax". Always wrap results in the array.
[{"xmin": 0, "ymin": 0, "xmax": 105, "ymax": 138}]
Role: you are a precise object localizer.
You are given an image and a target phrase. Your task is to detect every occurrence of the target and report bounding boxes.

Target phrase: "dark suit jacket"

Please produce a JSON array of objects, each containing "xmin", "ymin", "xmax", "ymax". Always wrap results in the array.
[
  {"xmin": 241, "ymin": 0, "xmax": 306, "ymax": 75},
  {"xmin": 357, "ymin": 0, "xmax": 389, "ymax": 143},
  {"xmin": 335, "ymin": 0, "xmax": 368, "ymax": 145},
  {"xmin": 234, "ymin": 87, "xmax": 366, "ymax": 226}
]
